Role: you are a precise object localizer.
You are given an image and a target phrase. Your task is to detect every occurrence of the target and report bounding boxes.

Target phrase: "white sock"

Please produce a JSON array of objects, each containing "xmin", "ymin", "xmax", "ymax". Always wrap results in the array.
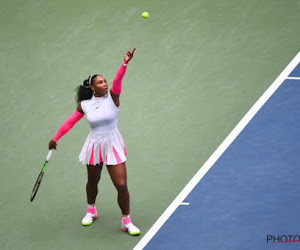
[{"xmin": 87, "ymin": 204, "xmax": 95, "ymax": 209}]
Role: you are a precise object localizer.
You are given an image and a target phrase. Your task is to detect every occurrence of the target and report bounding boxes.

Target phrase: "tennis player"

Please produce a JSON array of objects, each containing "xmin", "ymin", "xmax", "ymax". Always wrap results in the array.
[{"xmin": 48, "ymin": 47, "xmax": 140, "ymax": 236}]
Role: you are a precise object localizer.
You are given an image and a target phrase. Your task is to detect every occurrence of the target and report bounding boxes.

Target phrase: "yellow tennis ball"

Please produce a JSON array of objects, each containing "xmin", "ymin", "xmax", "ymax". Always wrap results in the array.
[{"xmin": 142, "ymin": 12, "xmax": 149, "ymax": 19}]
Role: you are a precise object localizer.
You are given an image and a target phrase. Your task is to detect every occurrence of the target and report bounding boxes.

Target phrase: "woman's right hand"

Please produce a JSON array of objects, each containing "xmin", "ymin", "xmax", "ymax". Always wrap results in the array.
[{"xmin": 49, "ymin": 139, "xmax": 57, "ymax": 150}]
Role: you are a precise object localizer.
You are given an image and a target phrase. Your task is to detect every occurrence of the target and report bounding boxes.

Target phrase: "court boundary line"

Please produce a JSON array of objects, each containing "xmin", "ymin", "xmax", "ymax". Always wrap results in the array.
[
  {"xmin": 286, "ymin": 77, "xmax": 300, "ymax": 80},
  {"xmin": 133, "ymin": 51, "xmax": 300, "ymax": 250}
]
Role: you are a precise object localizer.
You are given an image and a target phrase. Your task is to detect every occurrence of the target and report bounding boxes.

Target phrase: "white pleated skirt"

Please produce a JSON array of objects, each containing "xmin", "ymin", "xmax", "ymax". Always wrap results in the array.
[{"xmin": 79, "ymin": 128, "xmax": 127, "ymax": 165}]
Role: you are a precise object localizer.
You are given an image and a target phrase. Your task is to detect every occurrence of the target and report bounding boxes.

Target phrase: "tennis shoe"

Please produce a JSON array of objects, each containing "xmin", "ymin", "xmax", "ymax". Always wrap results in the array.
[
  {"xmin": 82, "ymin": 208, "xmax": 98, "ymax": 226},
  {"xmin": 121, "ymin": 217, "xmax": 140, "ymax": 236}
]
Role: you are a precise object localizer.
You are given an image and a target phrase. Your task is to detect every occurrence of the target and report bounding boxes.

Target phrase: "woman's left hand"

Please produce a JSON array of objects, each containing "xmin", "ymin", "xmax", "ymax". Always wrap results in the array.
[{"xmin": 124, "ymin": 47, "xmax": 137, "ymax": 63}]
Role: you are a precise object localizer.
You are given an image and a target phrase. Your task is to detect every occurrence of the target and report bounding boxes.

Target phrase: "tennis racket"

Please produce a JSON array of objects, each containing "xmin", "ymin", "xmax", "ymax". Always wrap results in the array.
[{"xmin": 30, "ymin": 149, "xmax": 54, "ymax": 202}]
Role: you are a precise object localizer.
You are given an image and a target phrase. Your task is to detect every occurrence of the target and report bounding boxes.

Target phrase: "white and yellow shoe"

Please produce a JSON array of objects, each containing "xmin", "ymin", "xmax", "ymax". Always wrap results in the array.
[
  {"xmin": 121, "ymin": 216, "xmax": 141, "ymax": 236},
  {"xmin": 82, "ymin": 207, "xmax": 98, "ymax": 226}
]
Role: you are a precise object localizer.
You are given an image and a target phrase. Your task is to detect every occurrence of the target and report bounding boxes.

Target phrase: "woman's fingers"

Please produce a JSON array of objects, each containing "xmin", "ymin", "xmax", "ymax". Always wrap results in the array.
[
  {"xmin": 124, "ymin": 47, "xmax": 137, "ymax": 62},
  {"xmin": 48, "ymin": 140, "xmax": 57, "ymax": 150},
  {"xmin": 131, "ymin": 47, "xmax": 136, "ymax": 55}
]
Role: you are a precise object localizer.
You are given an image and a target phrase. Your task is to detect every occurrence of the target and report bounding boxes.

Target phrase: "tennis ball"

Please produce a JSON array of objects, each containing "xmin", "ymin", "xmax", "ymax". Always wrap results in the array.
[{"xmin": 142, "ymin": 12, "xmax": 149, "ymax": 19}]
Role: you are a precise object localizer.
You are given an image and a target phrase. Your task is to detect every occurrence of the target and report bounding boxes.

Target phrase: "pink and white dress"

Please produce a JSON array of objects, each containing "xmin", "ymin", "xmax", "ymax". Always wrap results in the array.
[
  {"xmin": 79, "ymin": 92, "xmax": 127, "ymax": 165},
  {"xmin": 52, "ymin": 61, "xmax": 128, "ymax": 165}
]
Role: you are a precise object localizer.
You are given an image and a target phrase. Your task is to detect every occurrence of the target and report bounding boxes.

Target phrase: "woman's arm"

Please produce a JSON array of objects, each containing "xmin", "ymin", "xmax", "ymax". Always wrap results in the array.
[
  {"xmin": 48, "ymin": 103, "xmax": 84, "ymax": 150},
  {"xmin": 110, "ymin": 61, "xmax": 128, "ymax": 95},
  {"xmin": 111, "ymin": 47, "xmax": 136, "ymax": 106}
]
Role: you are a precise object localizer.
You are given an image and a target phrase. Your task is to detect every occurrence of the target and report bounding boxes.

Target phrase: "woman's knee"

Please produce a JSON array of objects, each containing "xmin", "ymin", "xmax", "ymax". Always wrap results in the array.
[
  {"xmin": 115, "ymin": 182, "xmax": 128, "ymax": 193},
  {"xmin": 87, "ymin": 179, "xmax": 99, "ymax": 187},
  {"xmin": 87, "ymin": 173, "xmax": 100, "ymax": 186}
]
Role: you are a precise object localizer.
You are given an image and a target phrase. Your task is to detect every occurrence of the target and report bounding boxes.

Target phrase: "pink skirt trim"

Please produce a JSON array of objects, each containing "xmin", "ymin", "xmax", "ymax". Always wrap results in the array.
[
  {"xmin": 79, "ymin": 128, "xmax": 127, "ymax": 165},
  {"xmin": 113, "ymin": 146, "xmax": 122, "ymax": 165},
  {"xmin": 89, "ymin": 144, "xmax": 95, "ymax": 165}
]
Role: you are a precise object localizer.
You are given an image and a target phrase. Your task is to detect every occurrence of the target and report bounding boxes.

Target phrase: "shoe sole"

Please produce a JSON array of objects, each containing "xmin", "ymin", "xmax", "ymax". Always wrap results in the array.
[{"xmin": 121, "ymin": 226, "xmax": 141, "ymax": 236}]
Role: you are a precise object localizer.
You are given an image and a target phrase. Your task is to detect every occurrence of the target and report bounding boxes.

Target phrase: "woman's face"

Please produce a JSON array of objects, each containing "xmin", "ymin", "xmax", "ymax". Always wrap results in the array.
[{"xmin": 92, "ymin": 75, "xmax": 108, "ymax": 96}]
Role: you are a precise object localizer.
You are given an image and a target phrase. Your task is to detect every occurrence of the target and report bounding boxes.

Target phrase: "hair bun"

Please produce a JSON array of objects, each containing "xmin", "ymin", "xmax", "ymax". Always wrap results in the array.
[{"xmin": 83, "ymin": 79, "xmax": 89, "ymax": 87}]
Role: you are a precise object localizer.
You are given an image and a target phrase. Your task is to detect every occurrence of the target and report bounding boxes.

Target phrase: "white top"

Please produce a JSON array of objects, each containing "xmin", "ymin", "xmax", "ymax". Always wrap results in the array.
[{"xmin": 81, "ymin": 92, "xmax": 120, "ymax": 134}]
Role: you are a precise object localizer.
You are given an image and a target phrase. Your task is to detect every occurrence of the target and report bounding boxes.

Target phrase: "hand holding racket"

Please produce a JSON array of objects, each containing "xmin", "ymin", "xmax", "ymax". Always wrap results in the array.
[{"xmin": 30, "ymin": 149, "xmax": 54, "ymax": 202}]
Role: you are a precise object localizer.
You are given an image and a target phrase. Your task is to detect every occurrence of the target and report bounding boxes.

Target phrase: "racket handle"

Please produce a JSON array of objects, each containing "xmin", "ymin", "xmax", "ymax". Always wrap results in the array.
[{"xmin": 46, "ymin": 149, "xmax": 54, "ymax": 162}]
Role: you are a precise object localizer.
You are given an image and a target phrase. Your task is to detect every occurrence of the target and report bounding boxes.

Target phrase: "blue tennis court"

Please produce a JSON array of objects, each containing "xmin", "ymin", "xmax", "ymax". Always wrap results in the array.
[{"xmin": 134, "ymin": 52, "xmax": 300, "ymax": 250}]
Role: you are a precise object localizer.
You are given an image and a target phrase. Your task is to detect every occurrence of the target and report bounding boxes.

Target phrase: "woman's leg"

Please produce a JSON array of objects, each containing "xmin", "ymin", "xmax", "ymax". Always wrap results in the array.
[
  {"xmin": 82, "ymin": 163, "xmax": 103, "ymax": 226},
  {"xmin": 107, "ymin": 162, "xmax": 129, "ymax": 215},
  {"xmin": 86, "ymin": 163, "xmax": 103, "ymax": 205},
  {"xmin": 107, "ymin": 162, "xmax": 140, "ymax": 235}
]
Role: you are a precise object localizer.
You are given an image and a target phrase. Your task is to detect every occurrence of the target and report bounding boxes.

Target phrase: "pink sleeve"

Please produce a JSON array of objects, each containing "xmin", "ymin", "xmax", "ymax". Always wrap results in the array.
[
  {"xmin": 111, "ymin": 61, "xmax": 128, "ymax": 95},
  {"xmin": 53, "ymin": 110, "xmax": 84, "ymax": 142}
]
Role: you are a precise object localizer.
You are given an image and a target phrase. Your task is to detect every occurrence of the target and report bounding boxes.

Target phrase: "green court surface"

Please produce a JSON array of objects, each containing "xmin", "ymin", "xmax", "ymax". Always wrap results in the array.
[{"xmin": 0, "ymin": 0, "xmax": 299, "ymax": 249}]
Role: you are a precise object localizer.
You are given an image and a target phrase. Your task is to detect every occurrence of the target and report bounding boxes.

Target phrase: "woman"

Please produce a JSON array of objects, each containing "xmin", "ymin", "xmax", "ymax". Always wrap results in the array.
[{"xmin": 48, "ymin": 47, "xmax": 140, "ymax": 236}]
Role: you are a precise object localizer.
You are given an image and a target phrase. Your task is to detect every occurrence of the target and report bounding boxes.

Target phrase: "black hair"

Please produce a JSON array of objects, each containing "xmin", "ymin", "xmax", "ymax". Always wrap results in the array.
[{"xmin": 75, "ymin": 75, "xmax": 98, "ymax": 103}]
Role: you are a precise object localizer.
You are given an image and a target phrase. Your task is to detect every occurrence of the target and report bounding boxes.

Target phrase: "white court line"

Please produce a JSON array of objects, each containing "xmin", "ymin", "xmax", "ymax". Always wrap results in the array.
[
  {"xmin": 286, "ymin": 77, "xmax": 300, "ymax": 80},
  {"xmin": 133, "ymin": 51, "xmax": 300, "ymax": 250},
  {"xmin": 180, "ymin": 202, "xmax": 190, "ymax": 206}
]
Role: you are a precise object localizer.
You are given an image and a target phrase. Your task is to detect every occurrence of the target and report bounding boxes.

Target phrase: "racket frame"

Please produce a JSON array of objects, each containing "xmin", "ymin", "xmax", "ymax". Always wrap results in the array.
[{"xmin": 30, "ymin": 150, "xmax": 53, "ymax": 202}]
